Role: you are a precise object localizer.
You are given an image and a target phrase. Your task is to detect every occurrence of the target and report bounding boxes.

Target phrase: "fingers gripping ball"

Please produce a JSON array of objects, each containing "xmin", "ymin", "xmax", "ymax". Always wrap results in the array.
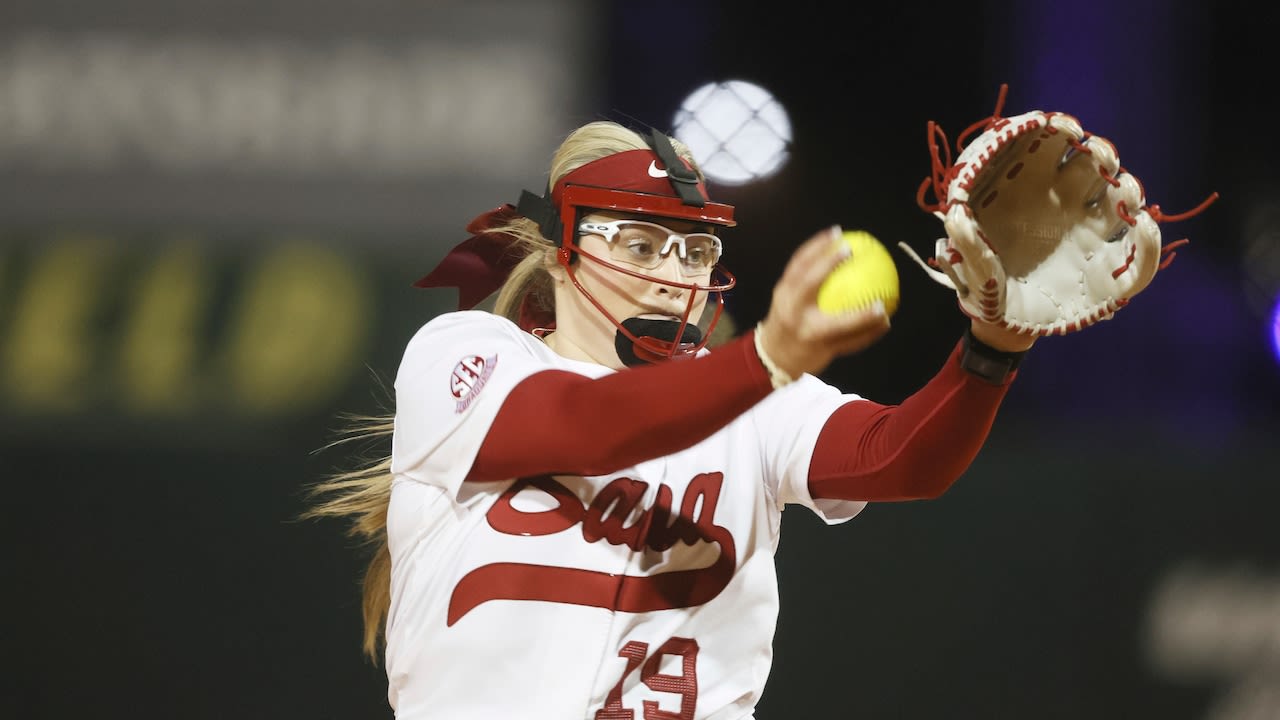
[{"xmin": 817, "ymin": 230, "xmax": 900, "ymax": 316}]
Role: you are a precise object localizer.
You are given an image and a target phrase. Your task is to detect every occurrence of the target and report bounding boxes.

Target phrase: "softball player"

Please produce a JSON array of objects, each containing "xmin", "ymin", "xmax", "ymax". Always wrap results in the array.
[{"xmin": 311, "ymin": 121, "xmax": 1033, "ymax": 719}]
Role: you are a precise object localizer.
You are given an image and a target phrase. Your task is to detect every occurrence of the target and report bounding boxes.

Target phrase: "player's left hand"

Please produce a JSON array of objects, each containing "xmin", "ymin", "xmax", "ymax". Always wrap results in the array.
[{"xmin": 901, "ymin": 85, "xmax": 1217, "ymax": 338}]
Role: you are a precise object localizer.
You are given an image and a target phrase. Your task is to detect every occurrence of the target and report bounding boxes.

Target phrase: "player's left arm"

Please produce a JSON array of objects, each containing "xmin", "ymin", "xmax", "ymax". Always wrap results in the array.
[{"xmin": 806, "ymin": 328, "xmax": 1019, "ymax": 502}]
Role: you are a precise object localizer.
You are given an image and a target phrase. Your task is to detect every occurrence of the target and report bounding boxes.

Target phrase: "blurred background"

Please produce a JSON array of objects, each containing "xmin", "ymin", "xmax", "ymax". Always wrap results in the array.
[{"xmin": 4, "ymin": 1, "xmax": 1279, "ymax": 718}]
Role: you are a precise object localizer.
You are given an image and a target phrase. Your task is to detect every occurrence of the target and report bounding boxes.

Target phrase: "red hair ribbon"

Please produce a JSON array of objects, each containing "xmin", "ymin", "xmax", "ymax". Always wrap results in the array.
[{"xmin": 412, "ymin": 204, "xmax": 523, "ymax": 310}]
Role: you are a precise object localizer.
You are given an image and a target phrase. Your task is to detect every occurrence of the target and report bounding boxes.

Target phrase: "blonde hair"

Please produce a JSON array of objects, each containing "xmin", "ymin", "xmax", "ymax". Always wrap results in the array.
[
  {"xmin": 301, "ymin": 415, "xmax": 396, "ymax": 660},
  {"xmin": 492, "ymin": 121, "xmax": 703, "ymax": 323},
  {"xmin": 305, "ymin": 121, "xmax": 704, "ymax": 662}
]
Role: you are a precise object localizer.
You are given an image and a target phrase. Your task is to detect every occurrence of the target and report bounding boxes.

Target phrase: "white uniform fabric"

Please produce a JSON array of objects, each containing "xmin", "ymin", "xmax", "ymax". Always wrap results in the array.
[{"xmin": 387, "ymin": 311, "xmax": 867, "ymax": 720}]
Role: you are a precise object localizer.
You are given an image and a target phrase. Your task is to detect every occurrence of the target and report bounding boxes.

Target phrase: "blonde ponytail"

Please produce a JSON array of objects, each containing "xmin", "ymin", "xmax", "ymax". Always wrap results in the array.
[{"xmin": 302, "ymin": 415, "xmax": 395, "ymax": 661}]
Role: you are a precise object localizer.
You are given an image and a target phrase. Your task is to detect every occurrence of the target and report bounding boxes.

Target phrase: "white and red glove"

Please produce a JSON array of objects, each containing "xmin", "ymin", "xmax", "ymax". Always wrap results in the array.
[{"xmin": 901, "ymin": 86, "xmax": 1217, "ymax": 336}]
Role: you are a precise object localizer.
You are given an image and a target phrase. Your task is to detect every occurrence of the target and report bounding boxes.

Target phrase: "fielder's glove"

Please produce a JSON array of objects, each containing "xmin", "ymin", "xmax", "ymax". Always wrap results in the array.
[{"xmin": 900, "ymin": 85, "xmax": 1217, "ymax": 336}]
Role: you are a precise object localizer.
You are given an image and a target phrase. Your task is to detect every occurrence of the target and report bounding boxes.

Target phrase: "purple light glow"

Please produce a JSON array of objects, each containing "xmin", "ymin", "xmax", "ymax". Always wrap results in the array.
[{"xmin": 1271, "ymin": 295, "xmax": 1280, "ymax": 365}]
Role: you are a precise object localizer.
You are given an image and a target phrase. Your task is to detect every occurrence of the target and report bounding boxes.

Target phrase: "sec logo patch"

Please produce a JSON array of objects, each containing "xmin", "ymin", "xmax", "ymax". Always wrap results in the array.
[{"xmin": 450, "ymin": 354, "xmax": 497, "ymax": 413}]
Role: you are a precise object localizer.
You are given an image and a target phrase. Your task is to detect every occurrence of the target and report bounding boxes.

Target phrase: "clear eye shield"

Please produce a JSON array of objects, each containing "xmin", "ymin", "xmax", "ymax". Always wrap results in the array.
[{"xmin": 577, "ymin": 219, "xmax": 722, "ymax": 275}]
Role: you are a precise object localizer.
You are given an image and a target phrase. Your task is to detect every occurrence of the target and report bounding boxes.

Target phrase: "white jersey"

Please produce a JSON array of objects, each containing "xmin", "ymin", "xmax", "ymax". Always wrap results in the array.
[{"xmin": 387, "ymin": 311, "xmax": 867, "ymax": 720}]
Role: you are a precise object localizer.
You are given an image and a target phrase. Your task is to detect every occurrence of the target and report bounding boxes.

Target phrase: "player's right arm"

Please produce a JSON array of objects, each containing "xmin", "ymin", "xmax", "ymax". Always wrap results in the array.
[
  {"xmin": 467, "ymin": 228, "xmax": 891, "ymax": 483},
  {"xmin": 392, "ymin": 310, "xmax": 777, "ymax": 495},
  {"xmin": 394, "ymin": 228, "xmax": 891, "ymax": 494},
  {"xmin": 465, "ymin": 330, "xmax": 772, "ymax": 482}
]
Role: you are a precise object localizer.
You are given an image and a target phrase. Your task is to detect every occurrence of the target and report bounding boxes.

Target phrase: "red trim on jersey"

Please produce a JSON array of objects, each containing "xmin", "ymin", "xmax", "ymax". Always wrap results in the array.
[
  {"xmin": 807, "ymin": 339, "xmax": 1013, "ymax": 502},
  {"xmin": 467, "ymin": 331, "xmax": 772, "ymax": 482}
]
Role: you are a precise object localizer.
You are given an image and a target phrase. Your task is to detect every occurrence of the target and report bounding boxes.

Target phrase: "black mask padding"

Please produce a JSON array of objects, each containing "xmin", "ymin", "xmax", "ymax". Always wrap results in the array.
[{"xmin": 615, "ymin": 317, "xmax": 704, "ymax": 367}]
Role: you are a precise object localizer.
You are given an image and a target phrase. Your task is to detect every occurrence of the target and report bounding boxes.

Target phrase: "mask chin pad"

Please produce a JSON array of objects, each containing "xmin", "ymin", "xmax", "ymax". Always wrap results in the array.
[{"xmin": 615, "ymin": 317, "xmax": 703, "ymax": 367}]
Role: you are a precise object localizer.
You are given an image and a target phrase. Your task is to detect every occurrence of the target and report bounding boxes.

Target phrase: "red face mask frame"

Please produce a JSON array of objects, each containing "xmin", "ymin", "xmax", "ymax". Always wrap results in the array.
[{"xmin": 554, "ymin": 183, "xmax": 738, "ymax": 363}]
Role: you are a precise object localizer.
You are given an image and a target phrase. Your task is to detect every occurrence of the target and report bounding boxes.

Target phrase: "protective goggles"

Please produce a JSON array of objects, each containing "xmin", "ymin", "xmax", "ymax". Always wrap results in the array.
[{"xmin": 577, "ymin": 219, "xmax": 723, "ymax": 276}]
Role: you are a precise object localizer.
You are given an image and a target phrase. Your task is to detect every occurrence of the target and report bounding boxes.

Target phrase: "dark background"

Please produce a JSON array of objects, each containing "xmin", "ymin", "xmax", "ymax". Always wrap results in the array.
[{"xmin": 5, "ymin": 1, "xmax": 1279, "ymax": 718}]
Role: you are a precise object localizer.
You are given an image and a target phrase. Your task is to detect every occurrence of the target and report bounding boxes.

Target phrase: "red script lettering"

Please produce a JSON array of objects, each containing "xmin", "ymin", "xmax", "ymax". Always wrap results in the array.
[{"xmin": 447, "ymin": 474, "xmax": 736, "ymax": 625}]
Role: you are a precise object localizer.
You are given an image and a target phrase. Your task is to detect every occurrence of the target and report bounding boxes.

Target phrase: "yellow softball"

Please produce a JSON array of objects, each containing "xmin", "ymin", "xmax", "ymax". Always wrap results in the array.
[{"xmin": 816, "ymin": 230, "xmax": 900, "ymax": 316}]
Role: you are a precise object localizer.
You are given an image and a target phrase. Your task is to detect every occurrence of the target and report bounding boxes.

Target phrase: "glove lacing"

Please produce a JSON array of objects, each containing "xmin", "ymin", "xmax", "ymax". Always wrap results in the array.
[{"xmin": 909, "ymin": 83, "xmax": 1220, "ymax": 282}]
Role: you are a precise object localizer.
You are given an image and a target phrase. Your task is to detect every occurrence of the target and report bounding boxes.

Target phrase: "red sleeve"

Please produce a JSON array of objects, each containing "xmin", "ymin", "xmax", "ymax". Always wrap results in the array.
[
  {"xmin": 807, "ymin": 339, "xmax": 1014, "ymax": 502},
  {"xmin": 467, "ymin": 330, "xmax": 773, "ymax": 483}
]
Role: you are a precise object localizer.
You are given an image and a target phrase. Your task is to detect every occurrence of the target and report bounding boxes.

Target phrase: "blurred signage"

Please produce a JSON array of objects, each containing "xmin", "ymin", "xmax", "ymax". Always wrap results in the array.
[
  {"xmin": 0, "ymin": 0, "xmax": 596, "ymax": 235},
  {"xmin": 1145, "ymin": 563, "xmax": 1280, "ymax": 719},
  {"xmin": 0, "ymin": 32, "xmax": 560, "ymax": 179},
  {"xmin": 1, "ymin": 233, "xmax": 375, "ymax": 420},
  {"xmin": 0, "ymin": 0, "xmax": 594, "ymax": 440}
]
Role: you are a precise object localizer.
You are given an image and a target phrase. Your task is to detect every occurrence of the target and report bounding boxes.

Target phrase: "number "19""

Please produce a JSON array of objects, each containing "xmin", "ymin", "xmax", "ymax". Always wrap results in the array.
[{"xmin": 594, "ymin": 637, "xmax": 699, "ymax": 720}]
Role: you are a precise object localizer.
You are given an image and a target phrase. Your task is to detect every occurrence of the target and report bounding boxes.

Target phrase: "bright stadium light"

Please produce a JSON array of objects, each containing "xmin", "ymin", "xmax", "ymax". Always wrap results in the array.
[{"xmin": 672, "ymin": 80, "xmax": 791, "ymax": 187}]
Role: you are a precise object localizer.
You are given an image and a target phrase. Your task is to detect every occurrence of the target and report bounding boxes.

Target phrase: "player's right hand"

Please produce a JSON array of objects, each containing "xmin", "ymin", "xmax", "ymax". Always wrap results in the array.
[{"xmin": 757, "ymin": 225, "xmax": 891, "ymax": 379}]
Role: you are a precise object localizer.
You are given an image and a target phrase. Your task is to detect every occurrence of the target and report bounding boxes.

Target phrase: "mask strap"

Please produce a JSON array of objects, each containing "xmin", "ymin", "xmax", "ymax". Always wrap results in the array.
[
  {"xmin": 516, "ymin": 189, "xmax": 564, "ymax": 246},
  {"xmin": 646, "ymin": 128, "xmax": 706, "ymax": 208}
]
